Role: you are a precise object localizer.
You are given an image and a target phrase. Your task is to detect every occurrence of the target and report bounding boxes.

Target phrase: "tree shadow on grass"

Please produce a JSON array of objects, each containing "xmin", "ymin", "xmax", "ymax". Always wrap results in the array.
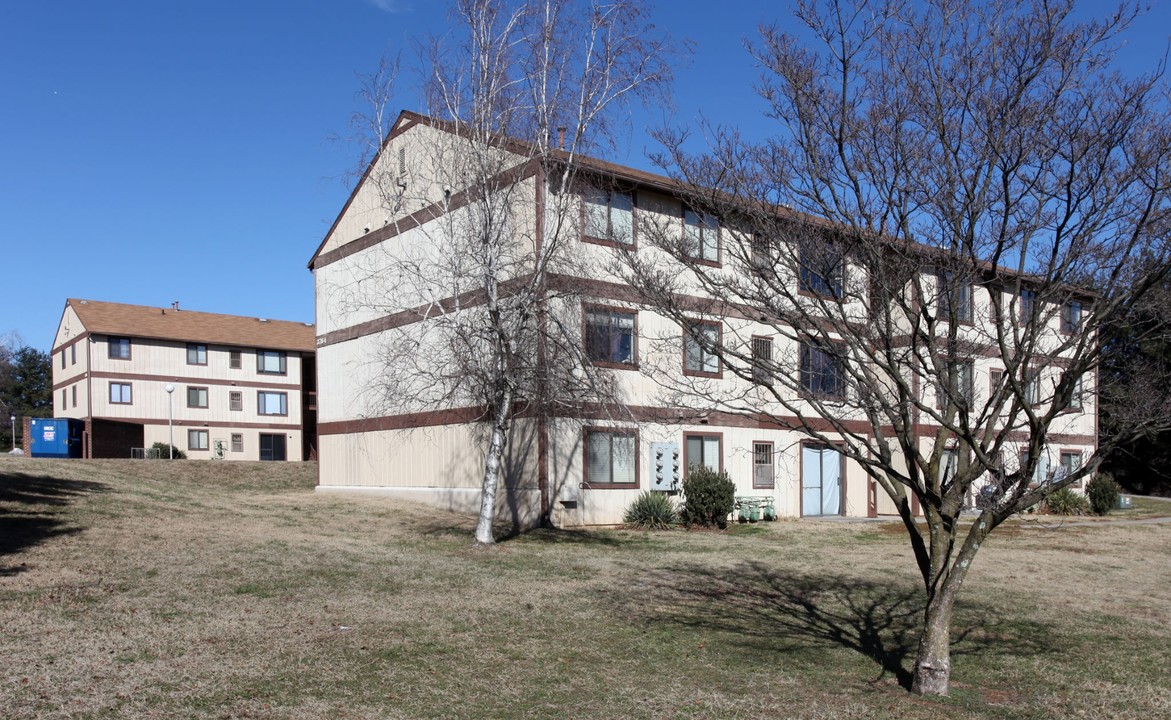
[
  {"xmin": 0, "ymin": 469, "xmax": 107, "ymax": 575},
  {"xmin": 635, "ymin": 560, "xmax": 1058, "ymax": 690}
]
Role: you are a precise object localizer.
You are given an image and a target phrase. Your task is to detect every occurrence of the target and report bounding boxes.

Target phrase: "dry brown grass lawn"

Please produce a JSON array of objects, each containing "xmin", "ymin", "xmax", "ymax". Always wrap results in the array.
[{"xmin": 2, "ymin": 457, "xmax": 1169, "ymax": 719}]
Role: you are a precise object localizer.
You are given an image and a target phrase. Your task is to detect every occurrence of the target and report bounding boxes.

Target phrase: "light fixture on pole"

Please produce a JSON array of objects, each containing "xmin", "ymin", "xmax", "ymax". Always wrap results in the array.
[
  {"xmin": 9, "ymin": 414, "xmax": 14, "ymax": 453},
  {"xmin": 164, "ymin": 384, "xmax": 175, "ymax": 459}
]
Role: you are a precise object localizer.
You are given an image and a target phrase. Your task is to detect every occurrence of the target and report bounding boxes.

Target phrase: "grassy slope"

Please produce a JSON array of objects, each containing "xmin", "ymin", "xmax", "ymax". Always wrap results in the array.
[{"xmin": 1, "ymin": 457, "xmax": 1169, "ymax": 719}]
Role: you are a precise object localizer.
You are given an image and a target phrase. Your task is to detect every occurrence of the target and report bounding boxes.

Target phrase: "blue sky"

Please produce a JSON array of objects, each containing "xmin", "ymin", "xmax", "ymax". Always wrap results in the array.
[{"xmin": 2, "ymin": 1, "xmax": 1169, "ymax": 353}]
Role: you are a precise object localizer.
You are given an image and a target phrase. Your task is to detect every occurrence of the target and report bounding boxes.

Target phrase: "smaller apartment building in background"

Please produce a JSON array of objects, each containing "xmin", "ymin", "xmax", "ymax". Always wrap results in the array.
[{"xmin": 51, "ymin": 299, "xmax": 316, "ymax": 461}]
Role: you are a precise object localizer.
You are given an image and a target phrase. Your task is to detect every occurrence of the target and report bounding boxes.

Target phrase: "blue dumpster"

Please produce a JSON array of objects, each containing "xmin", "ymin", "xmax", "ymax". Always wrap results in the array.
[{"xmin": 30, "ymin": 418, "xmax": 84, "ymax": 458}]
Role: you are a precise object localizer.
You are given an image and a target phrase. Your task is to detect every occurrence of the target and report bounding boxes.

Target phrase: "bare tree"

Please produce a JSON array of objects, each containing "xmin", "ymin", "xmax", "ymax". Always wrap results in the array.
[
  {"xmin": 620, "ymin": 0, "xmax": 1171, "ymax": 695},
  {"xmin": 325, "ymin": 0, "xmax": 678, "ymax": 544}
]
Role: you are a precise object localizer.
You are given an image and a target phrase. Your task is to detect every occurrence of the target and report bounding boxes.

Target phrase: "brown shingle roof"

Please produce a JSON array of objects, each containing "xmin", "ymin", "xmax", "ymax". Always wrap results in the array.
[{"xmin": 64, "ymin": 299, "xmax": 315, "ymax": 353}]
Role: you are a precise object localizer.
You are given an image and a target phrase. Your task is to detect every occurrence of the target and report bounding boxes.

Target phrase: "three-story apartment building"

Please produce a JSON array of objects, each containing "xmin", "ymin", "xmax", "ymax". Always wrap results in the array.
[
  {"xmin": 309, "ymin": 111, "xmax": 1096, "ymax": 526},
  {"xmin": 51, "ymin": 299, "xmax": 317, "ymax": 461}
]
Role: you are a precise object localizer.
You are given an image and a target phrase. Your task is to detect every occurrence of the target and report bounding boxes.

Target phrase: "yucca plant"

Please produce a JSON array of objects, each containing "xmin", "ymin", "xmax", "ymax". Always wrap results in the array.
[
  {"xmin": 1045, "ymin": 488, "xmax": 1090, "ymax": 516},
  {"xmin": 623, "ymin": 491, "xmax": 677, "ymax": 530}
]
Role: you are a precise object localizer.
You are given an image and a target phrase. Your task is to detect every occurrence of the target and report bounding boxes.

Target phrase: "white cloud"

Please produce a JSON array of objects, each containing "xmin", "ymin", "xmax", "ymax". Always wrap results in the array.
[{"xmin": 364, "ymin": 0, "xmax": 411, "ymax": 12}]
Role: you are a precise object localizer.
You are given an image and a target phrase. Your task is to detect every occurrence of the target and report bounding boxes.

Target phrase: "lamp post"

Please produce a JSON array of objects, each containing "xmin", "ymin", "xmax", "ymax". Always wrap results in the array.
[
  {"xmin": 9, "ymin": 414, "xmax": 14, "ymax": 453},
  {"xmin": 164, "ymin": 384, "xmax": 174, "ymax": 459}
]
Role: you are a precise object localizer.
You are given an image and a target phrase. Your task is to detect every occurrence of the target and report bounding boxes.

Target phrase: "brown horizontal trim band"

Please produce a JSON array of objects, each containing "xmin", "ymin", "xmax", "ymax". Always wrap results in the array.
[
  {"xmin": 86, "ymin": 371, "xmax": 301, "ymax": 391},
  {"xmin": 52, "ymin": 375, "xmax": 87, "ymax": 392},
  {"xmin": 51, "ymin": 331, "xmax": 91, "ymax": 355},
  {"xmin": 315, "ymin": 274, "xmax": 537, "ymax": 348},
  {"xmin": 310, "ymin": 159, "xmax": 541, "ymax": 271},
  {"xmin": 89, "ymin": 416, "xmax": 302, "ymax": 431},
  {"xmin": 320, "ymin": 402, "xmax": 1094, "ymax": 447}
]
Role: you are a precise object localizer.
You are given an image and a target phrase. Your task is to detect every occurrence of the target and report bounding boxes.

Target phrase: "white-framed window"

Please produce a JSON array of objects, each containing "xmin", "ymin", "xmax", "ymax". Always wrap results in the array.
[
  {"xmin": 257, "ymin": 350, "xmax": 287, "ymax": 375},
  {"xmin": 583, "ymin": 188, "xmax": 634, "ymax": 245},
  {"xmin": 230, "ymin": 433, "xmax": 244, "ymax": 453},
  {"xmin": 258, "ymin": 391, "xmax": 288, "ymax": 416},
  {"xmin": 109, "ymin": 382, "xmax": 132, "ymax": 404}
]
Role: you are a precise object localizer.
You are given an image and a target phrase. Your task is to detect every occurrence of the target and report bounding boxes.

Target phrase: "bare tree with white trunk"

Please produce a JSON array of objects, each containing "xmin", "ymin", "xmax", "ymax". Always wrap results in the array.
[
  {"xmin": 330, "ymin": 0, "xmax": 678, "ymax": 545},
  {"xmin": 620, "ymin": 0, "xmax": 1171, "ymax": 695}
]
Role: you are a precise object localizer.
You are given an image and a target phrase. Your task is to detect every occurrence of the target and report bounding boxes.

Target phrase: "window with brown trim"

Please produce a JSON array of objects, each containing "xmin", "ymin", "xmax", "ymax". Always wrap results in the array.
[
  {"xmin": 1020, "ymin": 288, "xmax": 1037, "ymax": 324},
  {"xmin": 752, "ymin": 336, "xmax": 773, "ymax": 385},
  {"xmin": 60, "ymin": 388, "xmax": 66, "ymax": 411},
  {"xmin": 229, "ymin": 391, "xmax": 243, "ymax": 412},
  {"xmin": 1061, "ymin": 301, "xmax": 1082, "ymax": 334},
  {"xmin": 186, "ymin": 386, "xmax": 209, "ymax": 409},
  {"xmin": 188, "ymin": 429, "xmax": 209, "ymax": 452},
  {"xmin": 583, "ymin": 428, "xmax": 638, "ymax": 488},
  {"xmin": 230, "ymin": 433, "xmax": 244, "ymax": 453},
  {"xmin": 257, "ymin": 350, "xmax": 287, "ymax": 375},
  {"xmin": 71, "ymin": 385, "xmax": 77, "ymax": 408},
  {"xmin": 799, "ymin": 341, "xmax": 846, "ymax": 400},
  {"xmin": 989, "ymin": 369, "xmax": 1004, "ymax": 403},
  {"xmin": 187, "ymin": 343, "xmax": 207, "ymax": 365},
  {"xmin": 70, "ymin": 344, "xmax": 76, "ymax": 365},
  {"xmin": 683, "ymin": 208, "xmax": 719, "ymax": 263},
  {"xmin": 1059, "ymin": 450, "xmax": 1082, "ymax": 486},
  {"xmin": 583, "ymin": 187, "xmax": 634, "ymax": 246},
  {"xmin": 258, "ymin": 391, "xmax": 288, "ymax": 416},
  {"xmin": 109, "ymin": 382, "xmax": 131, "ymax": 405},
  {"xmin": 936, "ymin": 360, "xmax": 974, "ymax": 409},
  {"xmin": 798, "ymin": 237, "xmax": 844, "ymax": 299},
  {"xmin": 1061, "ymin": 372, "xmax": 1083, "ymax": 411},
  {"xmin": 683, "ymin": 320, "xmax": 721, "ymax": 377},
  {"xmin": 937, "ymin": 271, "xmax": 973, "ymax": 323},
  {"xmin": 753, "ymin": 442, "xmax": 775, "ymax": 489},
  {"xmin": 229, "ymin": 350, "xmax": 242, "ymax": 369},
  {"xmin": 684, "ymin": 433, "xmax": 722, "ymax": 476},
  {"xmin": 60, "ymin": 350, "xmax": 66, "ymax": 369},
  {"xmin": 584, "ymin": 306, "xmax": 637, "ymax": 368},
  {"xmin": 108, "ymin": 337, "xmax": 131, "ymax": 360},
  {"xmin": 1024, "ymin": 371, "xmax": 1041, "ymax": 407}
]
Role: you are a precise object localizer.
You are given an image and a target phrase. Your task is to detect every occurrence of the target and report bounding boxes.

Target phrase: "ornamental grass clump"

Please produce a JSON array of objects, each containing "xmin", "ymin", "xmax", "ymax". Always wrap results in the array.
[
  {"xmin": 680, "ymin": 465, "xmax": 736, "ymax": 529},
  {"xmin": 623, "ymin": 491, "xmax": 677, "ymax": 530},
  {"xmin": 1045, "ymin": 487, "xmax": 1090, "ymax": 515}
]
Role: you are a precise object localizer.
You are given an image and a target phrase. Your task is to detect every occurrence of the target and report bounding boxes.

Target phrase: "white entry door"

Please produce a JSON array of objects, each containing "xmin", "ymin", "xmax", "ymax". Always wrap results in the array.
[{"xmin": 802, "ymin": 445, "xmax": 842, "ymax": 516}]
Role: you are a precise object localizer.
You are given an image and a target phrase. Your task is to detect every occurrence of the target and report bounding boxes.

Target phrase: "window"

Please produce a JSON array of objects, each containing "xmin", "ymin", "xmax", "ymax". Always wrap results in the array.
[
  {"xmin": 937, "ymin": 360, "xmax": 974, "ymax": 409},
  {"xmin": 938, "ymin": 272, "xmax": 973, "ymax": 323},
  {"xmin": 752, "ymin": 336, "xmax": 773, "ymax": 385},
  {"xmin": 188, "ymin": 429, "xmax": 209, "ymax": 451},
  {"xmin": 1024, "ymin": 371, "xmax": 1041, "ymax": 406},
  {"xmin": 109, "ymin": 382, "xmax": 132, "ymax": 404},
  {"xmin": 685, "ymin": 433, "xmax": 722, "ymax": 475},
  {"xmin": 187, "ymin": 386, "xmax": 209, "ymax": 408},
  {"xmin": 683, "ymin": 208, "xmax": 719, "ymax": 263},
  {"xmin": 799, "ymin": 342, "xmax": 846, "ymax": 399},
  {"xmin": 753, "ymin": 442, "xmax": 775, "ymax": 489},
  {"xmin": 1020, "ymin": 288, "xmax": 1037, "ymax": 324},
  {"xmin": 229, "ymin": 391, "xmax": 243, "ymax": 412},
  {"xmin": 230, "ymin": 433, "xmax": 244, "ymax": 453},
  {"xmin": 583, "ymin": 428, "xmax": 638, "ymax": 487},
  {"xmin": 1061, "ymin": 301, "xmax": 1082, "ymax": 334},
  {"xmin": 187, "ymin": 343, "xmax": 207, "ymax": 365},
  {"xmin": 258, "ymin": 391, "xmax": 288, "ymax": 416},
  {"xmin": 257, "ymin": 350, "xmax": 287, "ymax": 375},
  {"xmin": 71, "ymin": 385, "xmax": 77, "ymax": 408},
  {"xmin": 989, "ymin": 369, "xmax": 1004, "ymax": 402},
  {"xmin": 60, "ymin": 388, "xmax": 66, "ymax": 411},
  {"xmin": 799, "ymin": 237, "xmax": 844, "ymax": 298},
  {"xmin": 1061, "ymin": 373, "xmax": 1083, "ymax": 411},
  {"xmin": 229, "ymin": 350, "xmax": 242, "ymax": 369},
  {"xmin": 750, "ymin": 234, "xmax": 773, "ymax": 271},
  {"xmin": 70, "ymin": 345, "xmax": 76, "ymax": 365},
  {"xmin": 584, "ymin": 307, "xmax": 637, "ymax": 367},
  {"xmin": 60, "ymin": 350, "xmax": 66, "ymax": 369},
  {"xmin": 108, "ymin": 337, "xmax": 131, "ymax": 360},
  {"xmin": 683, "ymin": 321, "xmax": 721, "ymax": 376},
  {"xmin": 940, "ymin": 448, "xmax": 959, "ymax": 486},
  {"xmin": 1058, "ymin": 451, "xmax": 1082, "ymax": 485},
  {"xmin": 583, "ymin": 188, "xmax": 634, "ymax": 245}
]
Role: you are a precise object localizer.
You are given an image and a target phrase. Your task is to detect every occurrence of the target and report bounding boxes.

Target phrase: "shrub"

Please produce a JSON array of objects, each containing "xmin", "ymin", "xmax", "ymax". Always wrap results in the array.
[
  {"xmin": 1045, "ymin": 487, "xmax": 1090, "ymax": 515},
  {"xmin": 623, "ymin": 491, "xmax": 677, "ymax": 530},
  {"xmin": 1086, "ymin": 474, "xmax": 1121, "ymax": 516},
  {"xmin": 680, "ymin": 465, "xmax": 736, "ymax": 529},
  {"xmin": 151, "ymin": 442, "xmax": 186, "ymax": 460}
]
